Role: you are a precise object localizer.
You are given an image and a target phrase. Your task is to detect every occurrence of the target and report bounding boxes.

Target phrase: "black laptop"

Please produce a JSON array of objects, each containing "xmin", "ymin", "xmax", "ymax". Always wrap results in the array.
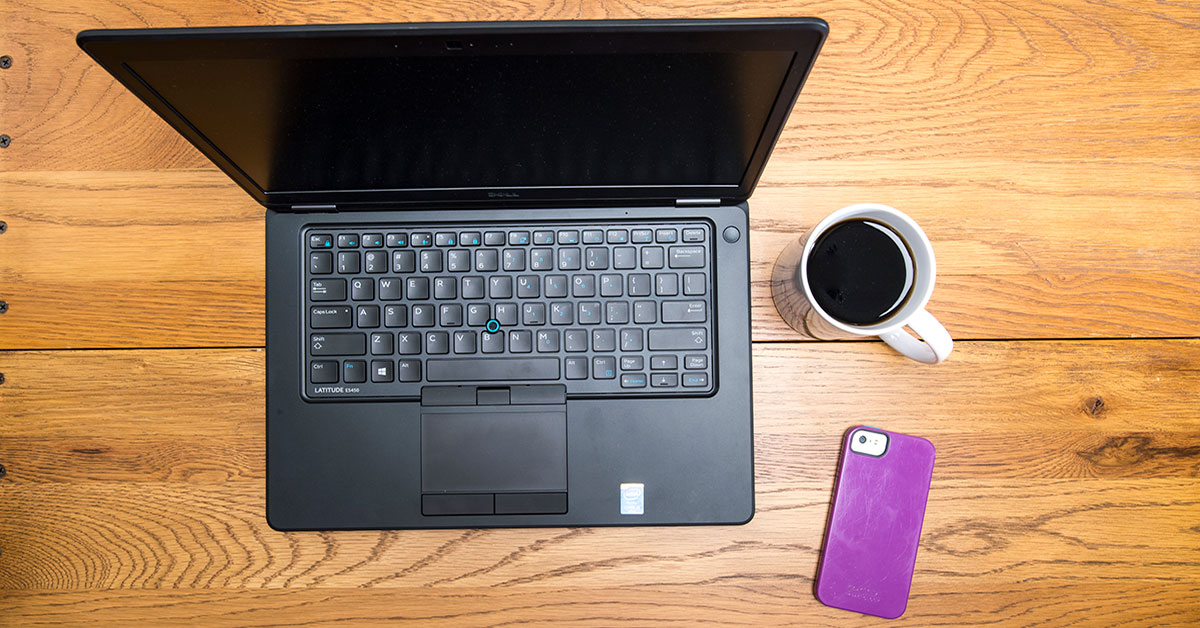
[{"xmin": 78, "ymin": 18, "xmax": 827, "ymax": 529}]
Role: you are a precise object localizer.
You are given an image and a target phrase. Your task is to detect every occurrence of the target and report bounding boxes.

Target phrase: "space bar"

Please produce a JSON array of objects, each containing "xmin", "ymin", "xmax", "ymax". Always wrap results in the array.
[{"xmin": 426, "ymin": 358, "xmax": 560, "ymax": 382}]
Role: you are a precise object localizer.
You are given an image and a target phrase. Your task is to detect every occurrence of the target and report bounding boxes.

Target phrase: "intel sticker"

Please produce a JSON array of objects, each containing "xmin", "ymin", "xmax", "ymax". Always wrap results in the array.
[{"xmin": 620, "ymin": 483, "xmax": 644, "ymax": 515}]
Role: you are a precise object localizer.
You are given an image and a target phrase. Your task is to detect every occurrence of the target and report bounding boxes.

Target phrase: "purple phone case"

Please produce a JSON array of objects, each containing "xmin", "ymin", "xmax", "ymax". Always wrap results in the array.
[{"xmin": 815, "ymin": 427, "xmax": 936, "ymax": 619}]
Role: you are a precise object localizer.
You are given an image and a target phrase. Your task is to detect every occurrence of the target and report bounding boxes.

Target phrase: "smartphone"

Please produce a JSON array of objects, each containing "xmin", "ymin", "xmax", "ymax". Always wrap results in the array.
[{"xmin": 815, "ymin": 427, "xmax": 936, "ymax": 619}]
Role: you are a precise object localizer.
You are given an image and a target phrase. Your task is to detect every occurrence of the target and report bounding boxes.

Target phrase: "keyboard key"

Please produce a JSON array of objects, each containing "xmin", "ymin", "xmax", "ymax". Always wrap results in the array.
[
  {"xmin": 397, "ymin": 359, "xmax": 421, "ymax": 382},
  {"xmin": 550, "ymin": 302, "xmax": 573, "ymax": 325},
  {"xmin": 592, "ymin": 329, "xmax": 616, "ymax": 352},
  {"xmin": 476, "ymin": 249, "xmax": 499, "ymax": 272},
  {"xmin": 582, "ymin": 229, "xmax": 604, "ymax": 244},
  {"xmin": 564, "ymin": 329, "xmax": 588, "ymax": 352},
  {"xmin": 557, "ymin": 230, "xmax": 580, "ymax": 244},
  {"xmin": 517, "ymin": 275, "xmax": 539, "ymax": 298},
  {"xmin": 669, "ymin": 246, "xmax": 706, "ymax": 269},
  {"xmin": 494, "ymin": 303, "xmax": 518, "ymax": 325},
  {"xmin": 411, "ymin": 304, "xmax": 435, "ymax": 327},
  {"xmin": 621, "ymin": 373, "xmax": 648, "ymax": 388},
  {"xmin": 363, "ymin": 233, "xmax": 384, "ymax": 248},
  {"xmin": 572, "ymin": 274, "xmax": 595, "ymax": 297},
  {"xmin": 662, "ymin": 300, "xmax": 707, "ymax": 323},
  {"xmin": 586, "ymin": 247, "xmax": 609, "ymax": 270},
  {"xmin": 634, "ymin": 301, "xmax": 657, "ymax": 324},
  {"xmin": 427, "ymin": 331, "xmax": 449, "ymax": 354},
  {"xmin": 310, "ymin": 333, "xmax": 365, "ymax": 356},
  {"xmin": 379, "ymin": 278, "xmax": 402, "ymax": 300},
  {"xmin": 343, "ymin": 360, "xmax": 367, "ymax": 383},
  {"xmin": 412, "ymin": 232, "xmax": 433, "ymax": 247},
  {"xmin": 651, "ymin": 355, "xmax": 678, "ymax": 370},
  {"xmin": 509, "ymin": 231, "xmax": 531, "ymax": 246},
  {"xmin": 621, "ymin": 328, "xmax": 643, "ymax": 351},
  {"xmin": 356, "ymin": 305, "xmax": 380, "ymax": 328},
  {"xmin": 371, "ymin": 360, "xmax": 394, "ymax": 382},
  {"xmin": 656, "ymin": 273, "xmax": 679, "ymax": 296},
  {"xmin": 310, "ymin": 360, "xmax": 338, "ymax": 383},
  {"xmin": 606, "ymin": 229, "xmax": 629, "ymax": 244},
  {"xmin": 503, "ymin": 249, "xmax": 526, "ymax": 271},
  {"xmin": 558, "ymin": 247, "xmax": 581, "ymax": 270},
  {"xmin": 621, "ymin": 356, "xmax": 644, "ymax": 371},
  {"xmin": 454, "ymin": 331, "xmax": 477, "ymax": 354},
  {"xmin": 652, "ymin": 373, "xmax": 679, "ymax": 387},
  {"xmin": 310, "ymin": 279, "xmax": 346, "ymax": 301},
  {"xmin": 509, "ymin": 330, "xmax": 533, "ymax": 353},
  {"xmin": 384, "ymin": 305, "xmax": 408, "ymax": 328},
  {"xmin": 351, "ymin": 278, "xmax": 374, "ymax": 301},
  {"xmin": 434, "ymin": 276, "xmax": 457, "ymax": 299},
  {"xmin": 484, "ymin": 231, "xmax": 505, "ymax": 246},
  {"xmin": 685, "ymin": 354, "xmax": 708, "ymax": 370},
  {"xmin": 337, "ymin": 251, "xmax": 360, "ymax": 274},
  {"xmin": 522, "ymin": 303, "xmax": 546, "ymax": 325},
  {"xmin": 481, "ymin": 331, "xmax": 505, "ymax": 353},
  {"xmin": 640, "ymin": 246, "xmax": 665, "ymax": 269},
  {"xmin": 594, "ymin": 356, "xmax": 616, "ymax": 379},
  {"xmin": 447, "ymin": 249, "xmax": 470, "ymax": 272},
  {"xmin": 655, "ymin": 228, "xmax": 677, "ymax": 243},
  {"xmin": 310, "ymin": 252, "xmax": 333, "ymax": 274},
  {"xmin": 631, "ymin": 229, "xmax": 653, "ymax": 243},
  {"xmin": 536, "ymin": 329, "xmax": 560, "ymax": 352},
  {"xmin": 435, "ymin": 232, "xmax": 456, "ymax": 246},
  {"xmin": 545, "ymin": 274, "xmax": 568, "ymax": 298},
  {"xmin": 311, "ymin": 306, "xmax": 352, "ymax": 328},
  {"xmin": 420, "ymin": 250, "xmax": 443, "ymax": 272},
  {"xmin": 406, "ymin": 277, "xmax": 430, "ymax": 300},
  {"xmin": 489, "ymin": 276, "xmax": 513, "ymax": 299},
  {"xmin": 600, "ymin": 274, "xmax": 623, "ymax": 297},
  {"xmin": 612, "ymin": 247, "xmax": 637, "ymax": 269},
  {"xmin": 386, "ymin": 233, "xmax": 408, "ymax": 247},
  {"xmin": 530, "ymin": 248, "xmax": 554, "ymax": 270},
  {"xmin": 682, "ymin": 228, "xmax": 705, "ymax": 243},
  {"xmin": 393, "ymin": 250, "xmax": 416, "ymax": 273},
  {"xmin": 310, "ymin": 234, "xmax": 333, "ymax": 248},
  {"xmin": 397, "ymin": 332, "xmax": 421, "ymax": 354},
  {"xmin": 462, "ymin": 276, "xmax": 486, "ymax": 299},
  {"xmin": 337, "ymin": 234, "xmax": 360, "ymax": 248},
  {"xmin": 682, "ymin": 372, "xmax": 709, "ymax": 388},
  {"xmin": 606, "ymin": 301, "xmax": 630, "ymax": 324},
  {"xmin": 467, "ymin": 304, "xmax": 490, "ymax": 326},
  {"xmin": 565, "ymin": 357, "xmax": 588, "ymax": 379},
  {"xmin": 460, "ymin": 231, "xmax": 481, "ymax": 246},
  {"xmin": 371, "ymin": 332, "xmax": 394, "ymax": 355},
  {"xmin": 578, "ymin": 301, "xmax": 601, "ymax": 324},
  {"xmin": 649, "ymin": 328, "xmax": 707, "ymax": 350},
  {"xmin": 628, "ymin": 273, "xmax": 651, "ymax": 296},
  {"xmin": 683, "ymin": 273, "xmax": 706, "ymax": 296},
  {"xmin": 440, "ymin": 304, "xmax": 463, "ymax": 327},
  {"xmin": 533, "ymin": 230, "xmax": 555, "ymax": 245},
  {"xmin": 426, "ymin": 357, "xmax": 559, "ymax": 381}
]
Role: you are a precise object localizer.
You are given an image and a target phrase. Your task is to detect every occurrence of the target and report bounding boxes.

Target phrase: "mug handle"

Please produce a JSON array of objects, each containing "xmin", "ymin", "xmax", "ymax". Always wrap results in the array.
[{"xmin": 878, "ymin": 309, "xmax": 953, "ymax": 364}]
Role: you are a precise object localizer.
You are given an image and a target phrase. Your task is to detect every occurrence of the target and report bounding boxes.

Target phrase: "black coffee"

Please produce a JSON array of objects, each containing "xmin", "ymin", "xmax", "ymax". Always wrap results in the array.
[{"xmin": 806, "ymin": 219, "xmax": 914, "ymax": 325}]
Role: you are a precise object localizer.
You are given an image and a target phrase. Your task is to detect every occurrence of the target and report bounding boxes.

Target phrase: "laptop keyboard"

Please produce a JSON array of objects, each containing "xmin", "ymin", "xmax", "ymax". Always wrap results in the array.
[{"xmin": 304, "ymin": 222, "xmax": 715, "ymax": 398}]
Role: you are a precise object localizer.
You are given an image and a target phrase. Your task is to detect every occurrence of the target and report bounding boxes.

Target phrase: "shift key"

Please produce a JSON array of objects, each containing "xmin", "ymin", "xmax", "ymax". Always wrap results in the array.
[
  {"xmin": 648, "ymin": 328, "xmax": 707, "ymax": 350},
  {"xmin": 311, "ymin": 333, "xmax": 366, "ymax": 356},
  {"xmin": 311, "ymin": 306, "xmax": 352, "ymax": 328}
]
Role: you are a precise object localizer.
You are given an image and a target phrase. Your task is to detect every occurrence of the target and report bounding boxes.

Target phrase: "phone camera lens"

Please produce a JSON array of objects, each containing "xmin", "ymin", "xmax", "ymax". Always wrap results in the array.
[{"xmin": 858, "ymin": 435, "xmax": 867, "ymax": 444}]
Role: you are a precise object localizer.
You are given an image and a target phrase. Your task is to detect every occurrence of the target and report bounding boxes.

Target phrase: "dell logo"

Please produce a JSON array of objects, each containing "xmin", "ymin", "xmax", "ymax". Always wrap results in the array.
[{"xmin": 488, "ymin": 191, "xmax": 520, "ymax": 198}]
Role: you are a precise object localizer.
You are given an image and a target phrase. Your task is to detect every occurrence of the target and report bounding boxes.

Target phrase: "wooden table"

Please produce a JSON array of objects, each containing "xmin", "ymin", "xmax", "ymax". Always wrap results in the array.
[{"xmin": 2, "ymin": 1, "xmax": 1198, "ymax": 626}]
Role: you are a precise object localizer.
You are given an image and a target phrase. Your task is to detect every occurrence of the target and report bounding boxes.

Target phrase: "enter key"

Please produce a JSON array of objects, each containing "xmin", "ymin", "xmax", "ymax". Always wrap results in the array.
[{"xmin": 661, "ymin": 300, "xmax": 707, "ymax": 323}]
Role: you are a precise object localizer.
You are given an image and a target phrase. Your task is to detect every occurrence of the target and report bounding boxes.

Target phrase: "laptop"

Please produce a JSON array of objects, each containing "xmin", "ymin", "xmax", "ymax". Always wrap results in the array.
[{"xmin": 77, "ymin": 18, "xmax": 827, "ymax": 530}]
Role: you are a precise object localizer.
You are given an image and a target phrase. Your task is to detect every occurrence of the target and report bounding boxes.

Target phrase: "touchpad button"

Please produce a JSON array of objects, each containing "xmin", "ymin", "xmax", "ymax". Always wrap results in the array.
[{"xmin": 421, "ymin": 409, "xmax": 566, "ymax": 493}]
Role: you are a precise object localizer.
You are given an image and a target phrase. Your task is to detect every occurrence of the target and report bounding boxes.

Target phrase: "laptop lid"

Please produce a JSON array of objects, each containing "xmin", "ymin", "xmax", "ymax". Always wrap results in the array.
[{"xmin": 77, "ymin": 19, "xmax": 827, "ymax": 211}]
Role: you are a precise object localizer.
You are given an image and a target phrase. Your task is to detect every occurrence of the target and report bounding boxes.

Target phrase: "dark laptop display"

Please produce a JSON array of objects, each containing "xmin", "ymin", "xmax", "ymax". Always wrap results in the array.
[{"xmin": 78, "ymin": 19, "xmax": 827, "ymax": 529}]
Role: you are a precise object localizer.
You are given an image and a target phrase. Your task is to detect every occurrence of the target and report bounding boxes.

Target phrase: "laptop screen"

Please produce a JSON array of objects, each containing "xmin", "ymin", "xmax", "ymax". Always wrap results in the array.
[{"xmin": 83, "ymin": 21, "xmax": 827, "ymax": 206}]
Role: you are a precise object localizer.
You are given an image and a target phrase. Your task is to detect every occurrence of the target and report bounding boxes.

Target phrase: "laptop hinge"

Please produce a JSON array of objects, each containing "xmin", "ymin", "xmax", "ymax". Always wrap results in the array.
[
  {"xmin": 675, "ymin": 198, "xmax": 721, "ymax": 207},
  {"xmin": 290, "ymin": 204, "xmax": 338, "ymax": 213}
]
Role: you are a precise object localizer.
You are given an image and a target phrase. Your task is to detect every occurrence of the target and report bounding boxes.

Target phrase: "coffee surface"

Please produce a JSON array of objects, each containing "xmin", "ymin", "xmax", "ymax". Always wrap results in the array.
[{"xmin": 806, "ymin": 220, "xmax": 913, "ymax": 325}]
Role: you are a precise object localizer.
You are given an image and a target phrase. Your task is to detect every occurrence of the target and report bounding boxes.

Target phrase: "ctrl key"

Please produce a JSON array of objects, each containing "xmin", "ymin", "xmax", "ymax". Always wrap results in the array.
[{"xmin": 310, "ymin": 360, "xmax": 339, "ymax": 384}]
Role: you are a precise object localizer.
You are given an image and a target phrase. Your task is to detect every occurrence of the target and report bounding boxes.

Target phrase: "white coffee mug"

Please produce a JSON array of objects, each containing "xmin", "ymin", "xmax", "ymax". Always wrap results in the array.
[{"xmin": 771, "ymin": 203, "xmax": 953, "ymax": 363}]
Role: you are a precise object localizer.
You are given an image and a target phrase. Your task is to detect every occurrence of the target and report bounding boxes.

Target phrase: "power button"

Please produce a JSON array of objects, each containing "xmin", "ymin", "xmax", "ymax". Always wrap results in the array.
[{"xmin": 722, "ymin": 226, "xmax": 741, "ymax": 244}]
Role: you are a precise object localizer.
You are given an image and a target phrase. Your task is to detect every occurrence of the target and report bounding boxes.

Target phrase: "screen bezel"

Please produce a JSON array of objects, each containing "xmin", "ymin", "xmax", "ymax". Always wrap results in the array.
[{"xmin": 78, "ymin": 19, "xmax": 827, "ymax": 210}]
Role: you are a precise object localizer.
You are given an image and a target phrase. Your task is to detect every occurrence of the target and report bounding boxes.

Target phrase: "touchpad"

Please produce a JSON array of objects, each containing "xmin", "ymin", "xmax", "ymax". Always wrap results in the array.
[{"xmin": 421, "ymin": 409, "xmax": 567, "ymax": 493}]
